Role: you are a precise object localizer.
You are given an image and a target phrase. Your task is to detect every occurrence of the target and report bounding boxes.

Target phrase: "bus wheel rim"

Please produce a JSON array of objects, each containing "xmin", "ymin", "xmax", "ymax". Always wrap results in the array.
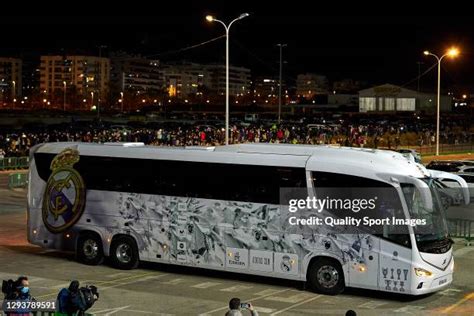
[
  {"xmin": 116, "ymin": 243, "xmax": 132, "ymax": 263},
  {"xmin": 316, "ymin": 265, "xmax": 339, "ymax": 288},
  {"xmin": 83, "ymin": 239, "xmax": 99, "ymax": 259}
]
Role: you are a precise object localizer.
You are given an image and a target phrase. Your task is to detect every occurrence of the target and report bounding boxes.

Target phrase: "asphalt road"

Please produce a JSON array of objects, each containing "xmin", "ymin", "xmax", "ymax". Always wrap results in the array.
[{"xmin": 0, "ymin": 188, "xmax": 474, "ymax": 315}]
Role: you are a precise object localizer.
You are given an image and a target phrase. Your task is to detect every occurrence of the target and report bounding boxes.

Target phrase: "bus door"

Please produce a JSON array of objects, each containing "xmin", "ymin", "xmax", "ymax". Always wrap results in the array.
[{"xmin": 347, "ymin": 235, "xmax": 379, "ymax": 290}]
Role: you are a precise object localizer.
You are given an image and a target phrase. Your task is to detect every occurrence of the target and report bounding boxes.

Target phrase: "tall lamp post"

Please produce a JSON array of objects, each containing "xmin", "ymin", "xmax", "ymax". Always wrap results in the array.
[
  {"xmin": 91, "ymin": 91, "xmax": 97, "ymax": 118},
  {"xmin": 423, "ymin": 47, "xmax": 459, "ymax": 156},
  {"xmin": 63, "ymin": 81, "xmax": 67, "ymax": 112},
  {"xmin": 12, "ymin": 80, "xmax": 16, "ymax": 108},
  {"xmin": 206, "ymin": 13, "xmax": 250, "ymax": 145},
  {"xmin": 277, "ymin": 43, "xmax": 287, "ymax": 124},
  {"xmin": 120, "ymin": 91, "xmax": 124, "ymax": 113}
]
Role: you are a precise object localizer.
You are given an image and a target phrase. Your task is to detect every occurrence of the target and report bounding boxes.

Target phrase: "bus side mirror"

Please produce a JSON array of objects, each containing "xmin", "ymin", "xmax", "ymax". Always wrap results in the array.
[
  {"xmin": 397, "ymin": 176, "xmax": 433, "ymax": 210},
  {"xmin": 428, "ymin": 170, "xmax": 470, "ymax": 205}
]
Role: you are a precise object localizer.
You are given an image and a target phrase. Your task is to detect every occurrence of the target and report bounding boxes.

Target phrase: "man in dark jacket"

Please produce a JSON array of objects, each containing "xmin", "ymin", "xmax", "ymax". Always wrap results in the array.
[{"xmin": 56, "ymin": 280, "xmax": 81, "ymax": 315}]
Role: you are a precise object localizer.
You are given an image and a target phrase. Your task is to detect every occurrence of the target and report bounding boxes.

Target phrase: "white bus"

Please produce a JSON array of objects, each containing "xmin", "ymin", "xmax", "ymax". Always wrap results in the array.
[{"xmin": 27, "ymin": 142, "xmax": 470, "ymax": 295}]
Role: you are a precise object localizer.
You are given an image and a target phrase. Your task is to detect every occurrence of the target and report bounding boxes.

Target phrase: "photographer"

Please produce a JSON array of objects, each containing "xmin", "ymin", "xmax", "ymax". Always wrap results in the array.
[
  {"xmin": 225, "ymin": 298, "xmax": 258, "ymax": 316},
  {"xmin": 56, "ymin": 281, "xmax": 99, "ymax": 316},
  {"xmin": 56, "ymin": 280, "xmax": 80, "ymax": 315},
  {"xmin": 2, "ymin": 276, "xmax": 33, "ymax": 316}
]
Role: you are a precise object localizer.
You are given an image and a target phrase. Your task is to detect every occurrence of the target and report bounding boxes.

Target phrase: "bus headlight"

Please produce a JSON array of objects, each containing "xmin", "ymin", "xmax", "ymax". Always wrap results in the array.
[{"xmin": 414, "ymin": 267, "xmax": 433, "ymax": 277}]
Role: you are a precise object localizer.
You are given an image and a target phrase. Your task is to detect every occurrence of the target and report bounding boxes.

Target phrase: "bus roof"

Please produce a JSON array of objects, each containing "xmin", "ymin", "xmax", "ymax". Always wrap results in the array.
[{"xmin": 34, "ymin": 142, "xmax": 428, "ymax": 178}]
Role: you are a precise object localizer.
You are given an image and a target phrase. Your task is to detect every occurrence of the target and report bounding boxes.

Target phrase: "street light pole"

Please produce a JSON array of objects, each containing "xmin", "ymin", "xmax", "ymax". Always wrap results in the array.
[
  {"xmin": 91, "ymin": 91, "xmax": 95, "ymax": 112},
  {"xmin": 12, "ymin": 80, "xmax": 16, "ymax": 108},
  {"xmin": 436, "ymin": 60, "xmax": 441, "ymax": 156},
  {"xmin": 277, "ymin": 43, "xmax": 287, "ymax": 124},
  {"xmin": 424, "ymin": 47, "xmax": 459, "ymax": 156},
  {"xmin": 97, "ymin": 92, "xmax": 100, "ymax": 120},
  {"xmin": 63, "ymin": 81, "xmax": 67, "ymax": 112},
  {"xmin": 206, "ymin": 13, "xmax": 249, "ymax": 145},
  {"xmin": 120, "ymin": 91, "xmax": 124, "ymax": 113}
]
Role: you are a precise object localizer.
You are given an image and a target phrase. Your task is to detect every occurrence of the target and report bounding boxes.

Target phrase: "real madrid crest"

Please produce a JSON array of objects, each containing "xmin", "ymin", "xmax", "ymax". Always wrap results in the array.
[{"xmin": 42, "ymin": 147, "xmax": 86, "ymax": 233}]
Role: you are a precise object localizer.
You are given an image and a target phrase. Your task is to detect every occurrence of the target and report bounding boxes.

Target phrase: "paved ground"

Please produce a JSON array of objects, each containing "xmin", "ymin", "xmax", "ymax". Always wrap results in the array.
[{"xmin": 1, "ymin": 180, "xmax": 474, "ymax": 315}]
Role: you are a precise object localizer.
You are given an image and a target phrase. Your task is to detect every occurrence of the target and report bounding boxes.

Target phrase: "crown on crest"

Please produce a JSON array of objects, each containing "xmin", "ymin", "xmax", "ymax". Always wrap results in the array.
[{"xmin": 50, "ymin": 148, "xmax": 80, "ymax": 170}]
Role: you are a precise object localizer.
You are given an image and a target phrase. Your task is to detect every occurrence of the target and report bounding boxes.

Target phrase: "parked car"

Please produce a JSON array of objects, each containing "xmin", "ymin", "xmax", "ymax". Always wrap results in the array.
[
  {"xmin": 461, "ymin": 159, "xmax": 474, "ymax": 166},
  {"xmin": 426, "ymin": 160, "xmax": 465, "ymax": 172},
  {"xmin": 458, "ymin": 165, "xmax": 474, "ymax": 174},
  {"xmin": 244, "ymin": 113, "xmax": 259, "ymax": 123}
]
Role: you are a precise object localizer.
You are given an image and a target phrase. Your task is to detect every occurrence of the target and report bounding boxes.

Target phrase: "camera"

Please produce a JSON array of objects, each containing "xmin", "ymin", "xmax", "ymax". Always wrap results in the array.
[
  {"xmin": 2, "ymin": 279, "xmax": 17, "ymax": 299},
  {"xmin": 240, "ymin": 303, "xmax": 250, "ymax": 309},
  {"xmin": 78, "ymin": 285, "xmax": 99, "ymax": 311}
]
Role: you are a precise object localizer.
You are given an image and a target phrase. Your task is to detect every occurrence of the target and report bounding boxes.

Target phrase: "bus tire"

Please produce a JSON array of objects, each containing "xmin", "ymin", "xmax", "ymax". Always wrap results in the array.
[
  {"xmin": 109, "ymin": 236, "xmax": 139, "ymax": 270},
  {"xmin": 307, "ymin": 257, "xmax": 345, "ymax": 295},
  {"xmin": 77, "ymin": 233, "xmax": 104, "ymax": 266}
]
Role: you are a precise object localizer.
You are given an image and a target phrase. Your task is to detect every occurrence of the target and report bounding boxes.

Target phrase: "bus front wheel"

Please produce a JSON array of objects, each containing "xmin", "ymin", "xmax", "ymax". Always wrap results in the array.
[
  {"xmin": 77, "ymin": 233, "xmax": 104, "ymax": 266},
  {"xmin": 109, "ymin": 236, "xmax": 139, "ymax": 270},
  {"xmin": 307, "ymin": 257, "xmax": 345, "ymax": 295}
]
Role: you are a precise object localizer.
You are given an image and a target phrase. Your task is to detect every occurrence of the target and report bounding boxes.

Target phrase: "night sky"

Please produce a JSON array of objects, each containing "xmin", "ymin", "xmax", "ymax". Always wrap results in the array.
[{"xmin": 1, "ymin": 7, "xmax": 473, "ymax": 93}]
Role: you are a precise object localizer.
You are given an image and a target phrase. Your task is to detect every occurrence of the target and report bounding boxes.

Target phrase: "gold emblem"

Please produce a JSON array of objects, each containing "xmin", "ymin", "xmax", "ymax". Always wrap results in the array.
[{"xmin": 42, "ymin": 148, "xmax": 86, "ymax": 233}]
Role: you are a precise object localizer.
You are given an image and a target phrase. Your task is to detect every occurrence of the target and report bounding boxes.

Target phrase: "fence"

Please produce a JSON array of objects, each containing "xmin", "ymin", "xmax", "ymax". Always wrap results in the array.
[
  {"xmin": 409, "ymin": 143, "xmax": 474, "ymax": 156},
  {"xmin": 8, "ymin": 173, "xmax": 28, "ymax": 189},
  {"xmin": 448, "ymin": 218, "xmax": 473, "ymax": 246},
  {"xmin": 0, "ymin": 157, "xmax": 30, "ymax": 171}
]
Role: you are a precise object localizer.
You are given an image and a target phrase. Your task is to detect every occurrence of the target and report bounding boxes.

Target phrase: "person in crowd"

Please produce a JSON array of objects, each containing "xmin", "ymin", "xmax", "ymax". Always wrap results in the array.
[
  {"xmin": 55, "ymin": 280, "xmax": 98, "ymax": 316},
  {"xmin": 4, "ymin": 276, "xmax": 33, "ymax": 316},
  {"xmin": 56, "ymin": 280, "xmax": 81, "ymax": 315}
]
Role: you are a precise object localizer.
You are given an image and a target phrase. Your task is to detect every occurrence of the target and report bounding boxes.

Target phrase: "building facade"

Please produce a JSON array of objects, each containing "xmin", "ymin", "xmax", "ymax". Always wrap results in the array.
[
  {"xmin": 40, "ymin": 55, "xmax": 110, "ymax": 109},
  {"xmin": 110, "ymin": 52, "xmax": 162, "ymax": 97},
  {"xmin": 0, "ymin": 57, "xmax": 22, "ymax": 103},
  {"xmin": 333, "ymin": 79, "xmax": 366, "ymax": 94},
  {"xmin": 296, "ymin": 73, "xmax": 328, "ymax": 99},
  {"xmin": 358, "ymin": 83, "xmax": 451, "ymax": 113},
  {"xmin": 205, "ymin": 64, "xmax": 251, "ymax": 97},
  {"xmin": 160, "ymin": 62, "xmax": 251, "ymax": 99},
  {"xmin": 161, "ymin": 62, "xmax": 212, "ymax": 99}
]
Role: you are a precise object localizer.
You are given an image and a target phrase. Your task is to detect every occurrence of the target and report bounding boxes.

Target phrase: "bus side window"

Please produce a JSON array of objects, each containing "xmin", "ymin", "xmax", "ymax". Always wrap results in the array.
[{"xmin": 313, "ymin": 171, "xmax": 412, "ymax": 249}]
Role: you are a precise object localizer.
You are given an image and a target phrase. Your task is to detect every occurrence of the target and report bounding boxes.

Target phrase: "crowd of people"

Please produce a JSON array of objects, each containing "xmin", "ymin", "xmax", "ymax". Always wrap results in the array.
[{"xmin": 0, "ymin": 118, "xmax": 473, "ymax": 158}]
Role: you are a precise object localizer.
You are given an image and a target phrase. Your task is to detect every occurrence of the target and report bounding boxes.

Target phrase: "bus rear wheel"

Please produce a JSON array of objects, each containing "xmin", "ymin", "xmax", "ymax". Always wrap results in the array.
[
  {"xmin": 109, "ymin": 236, "xmax": 139, "ymax": 270},
  {"xmin": 307, "ymin": 257, "xmax": 345, "ymax": 295},
  {"xmin": 77, "ymin": 233, "xmax": 104, "ymax": 266}
]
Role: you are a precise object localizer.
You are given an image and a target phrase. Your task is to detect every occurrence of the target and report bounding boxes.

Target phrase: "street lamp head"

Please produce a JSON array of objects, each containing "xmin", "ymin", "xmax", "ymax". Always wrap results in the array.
[
  {"xmin": 447, "ymin": 47, "xmax": 460, "ymax": 58},
  {"xmin": 423, "ymin": 50, "xmax": 430, "ymax": 56},
  {"xmin": 239, "ymin": 13, "xmax": 250, "ymax": 19},
  {"xmin": 205, "ymin": 15, "xmax": 214, "ymax": 22}
]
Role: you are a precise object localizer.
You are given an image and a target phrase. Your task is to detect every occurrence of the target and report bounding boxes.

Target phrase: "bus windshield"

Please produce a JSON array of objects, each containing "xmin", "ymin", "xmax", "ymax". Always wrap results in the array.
[{"xmin": 402, "ymin": 179, "xmax": 451, "ymax": 253}]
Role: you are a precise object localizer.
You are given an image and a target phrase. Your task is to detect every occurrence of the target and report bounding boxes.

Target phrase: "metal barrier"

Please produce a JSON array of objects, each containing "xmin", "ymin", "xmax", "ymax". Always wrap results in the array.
[
  {"xmin": 0, "ymin": 156, "xmax": 29, "ymax": 170},
  {"xmin": 448, "ymin": 218, "xmax": 473, "ymax": 246},
  {"xmin": 8, "ymin": 173, "xmax": 28, "ymax": 189}
]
